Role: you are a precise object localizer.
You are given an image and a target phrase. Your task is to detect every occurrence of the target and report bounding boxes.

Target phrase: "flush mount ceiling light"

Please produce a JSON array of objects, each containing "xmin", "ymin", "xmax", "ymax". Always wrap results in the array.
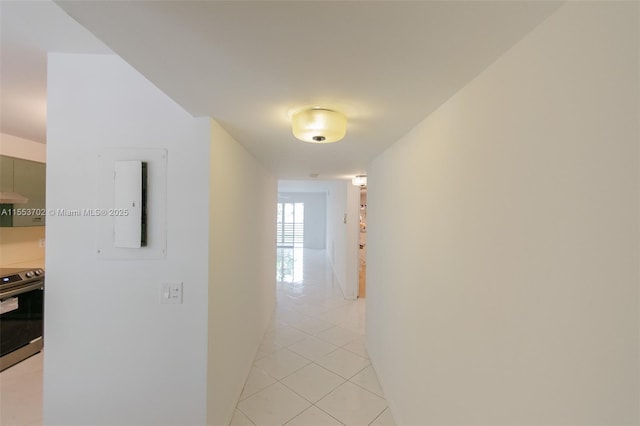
[
  {"xmin": 352, "ymin": 175, "xmax": 367, "ymax": 187},
  {"xmin": 292, "ymin": 108, "xmax": 347, "ymax": 143}
]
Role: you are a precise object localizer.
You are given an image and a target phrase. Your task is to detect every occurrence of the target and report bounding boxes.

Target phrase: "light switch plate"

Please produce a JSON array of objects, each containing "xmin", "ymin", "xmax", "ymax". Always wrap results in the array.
[{"xmin": 160, "ymin": 282, "xmax": 183, "ymax": 304}]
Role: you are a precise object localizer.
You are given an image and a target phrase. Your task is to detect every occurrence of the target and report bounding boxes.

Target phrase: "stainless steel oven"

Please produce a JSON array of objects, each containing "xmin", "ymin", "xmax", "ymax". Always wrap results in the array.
[{"xmin": 0, "ymin": 267, "xmax": 44, "ymax": 371}]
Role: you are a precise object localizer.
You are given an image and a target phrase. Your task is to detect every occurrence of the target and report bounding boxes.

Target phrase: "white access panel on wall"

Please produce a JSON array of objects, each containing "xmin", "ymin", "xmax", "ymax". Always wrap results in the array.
[
  {"xmin": 113, "ymin": 160, "xmax": 143, "ymax": 248},
  {"xmin": 96, "ymin": 148, "xmax": 167, "ymax": 259}
]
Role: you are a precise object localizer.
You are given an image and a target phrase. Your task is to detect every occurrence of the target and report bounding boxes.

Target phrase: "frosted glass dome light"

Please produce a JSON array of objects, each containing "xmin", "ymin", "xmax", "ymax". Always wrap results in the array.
[
  {"xmin": 352, "ymin": 175, "xmax": 367, "ymax": 187},
  {"xmin": 292, "ymin": 108, "xmax": 347, "ymax": 143}
]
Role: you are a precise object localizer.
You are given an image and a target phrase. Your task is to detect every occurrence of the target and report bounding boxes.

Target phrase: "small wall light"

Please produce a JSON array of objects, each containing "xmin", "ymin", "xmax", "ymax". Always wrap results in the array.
[
  {"xmin": 352, "ymin": 175, "xmax": 367, "ymax": 187},
  {"xmin": 292, "ymin": 108, "xmax": 347, "ymax": 143}
]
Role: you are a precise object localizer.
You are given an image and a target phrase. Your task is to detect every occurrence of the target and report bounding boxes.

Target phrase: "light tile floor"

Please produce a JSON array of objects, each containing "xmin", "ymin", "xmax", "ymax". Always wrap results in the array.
[
  {"xmin": 232, "ymin": 248, "xmax": 395, "ymax": 426},
  {"xmin": 0, "ymin": 351, "xmax": 43, "ymax": 426},
  {"xmin": 0, "ymin": 249, "xmax": 395, "ymax": 426}
]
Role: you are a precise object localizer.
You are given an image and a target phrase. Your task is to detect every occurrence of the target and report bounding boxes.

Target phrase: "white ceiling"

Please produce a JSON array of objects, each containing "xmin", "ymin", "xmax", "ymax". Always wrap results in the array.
[
  {"xmin": 1, "ymin": 1, "xmax": 561, "ymax": 179},
  {"xmin": 0, "ymin": 1, "xmax": 111, "ymax": 144}
]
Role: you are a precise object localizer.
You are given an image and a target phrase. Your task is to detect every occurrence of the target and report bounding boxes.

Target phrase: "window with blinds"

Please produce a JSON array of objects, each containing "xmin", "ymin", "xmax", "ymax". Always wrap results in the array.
[{"xmin": 277, "ymin": 202, "xmax": 304, "ymax": 247}]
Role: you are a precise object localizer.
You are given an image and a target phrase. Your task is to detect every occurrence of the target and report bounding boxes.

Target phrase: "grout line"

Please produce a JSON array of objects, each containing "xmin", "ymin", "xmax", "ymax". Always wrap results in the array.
[
  {"xmin": 312, "ymin": 403, "xmax": 347, "ymax": 426},
  {"xmin": 348, "ymin": 375, "xmax": 387, "ymax": 399},
  {"xmin": 234, "ymin": 406, "xmax": 257, "ymax": 426},
  {"xmin": 367, "ymin": 406, "xmax": 390, "ymax": 426}
]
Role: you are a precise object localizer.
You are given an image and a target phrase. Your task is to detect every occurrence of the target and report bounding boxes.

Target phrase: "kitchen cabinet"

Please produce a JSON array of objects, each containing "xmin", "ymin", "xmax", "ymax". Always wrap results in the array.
[
  {"xmin": 0, "ymin": 156, "xmax": 14, "ymax": 192},
  {"xmin": 0, "ymin": 156, "xmax": 46, "ymax": 227}
]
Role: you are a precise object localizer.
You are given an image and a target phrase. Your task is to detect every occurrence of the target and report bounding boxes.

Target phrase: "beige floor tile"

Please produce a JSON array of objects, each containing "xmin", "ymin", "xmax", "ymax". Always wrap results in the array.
[
  {"xmin": 316, "ymin": 326, "xmax": 362, "ymax": 347},
  {"xmin": 253, "ymin": 348, "xmax": 310, "ymax": 380},
  {"xmin": 342, "ymin": 337, "xmax": 369, "ymax": 359},
  {"xmin": 240, "ymin": 367, "xmax": 278, "ymax": 400},
  {"xmin": 316, "ymin": 381, "xmax": 387, "ymax": 426},
  {"xmin": 289, "ymin": 317, "xmax": 334, "ymax": 335},
  {"xmin": 284, "ymin": 406, "xmax": 344, "ymax": 426},
  {"xmin": 238, "ymin": 382, "xmax": 310, "ymax": 426},
  {"xmin": 287, "ymin": 337, "xmax": 339, "ymax": 361},
  {"xmin": 0, "ymin": 352, "xmax": 43, "ymax": 426},
  {"xmin": 316, "ymin": 348, "xmax": 371, "ymax": 379},
  {"xmin": 230, "ymin": 408, "xmax": 256, "ymax": 425},
  {"xmin": 370, "ymin": 408, "xmax": 396, "ymax": 426},
  {"xmin": 281, "ymin": 363, "xmax": 345, "ymax": 403},
  {"xmin": 349, "ymin": 366, "xmax": 384, "ymax": 397}
]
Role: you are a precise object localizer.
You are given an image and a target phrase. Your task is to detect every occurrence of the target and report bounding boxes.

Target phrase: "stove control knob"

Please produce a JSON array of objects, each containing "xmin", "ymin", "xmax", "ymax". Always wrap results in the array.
[
  {"xmin": 35, "ymin": 269, "xmax": 43, "ymax": 276},
  {"xmin": 25, "ymin": 271, "xmax": 34, "ymax": 278}
]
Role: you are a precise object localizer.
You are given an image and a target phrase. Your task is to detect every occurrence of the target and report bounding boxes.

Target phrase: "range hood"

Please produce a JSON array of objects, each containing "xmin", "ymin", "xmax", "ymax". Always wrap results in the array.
[{"xmin": 0, "ymin": 191, "xmax": 29, "ymax": 204}]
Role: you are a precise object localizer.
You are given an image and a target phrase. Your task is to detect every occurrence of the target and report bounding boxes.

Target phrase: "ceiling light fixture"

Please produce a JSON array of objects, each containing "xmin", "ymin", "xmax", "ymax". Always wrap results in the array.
[
  {"xmin": 292, "ymin": 108, "xmax": 347, "ymax": 143},
  {"xmin": 352, "ymin": 175, "xmax": 367, "ymax": 187}
]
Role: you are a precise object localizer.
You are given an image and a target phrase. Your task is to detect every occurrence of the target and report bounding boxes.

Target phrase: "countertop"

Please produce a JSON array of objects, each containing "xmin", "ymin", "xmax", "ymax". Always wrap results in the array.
[{"xmin": 0, "ymin": 258, "xmax": 45, "ymax": 270}]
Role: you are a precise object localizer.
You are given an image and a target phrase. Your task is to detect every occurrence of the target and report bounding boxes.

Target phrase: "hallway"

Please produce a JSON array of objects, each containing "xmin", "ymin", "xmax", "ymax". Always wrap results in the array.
[{"xmin": 231, "ymin": 248, "xmax": 394, "ymax": 426}]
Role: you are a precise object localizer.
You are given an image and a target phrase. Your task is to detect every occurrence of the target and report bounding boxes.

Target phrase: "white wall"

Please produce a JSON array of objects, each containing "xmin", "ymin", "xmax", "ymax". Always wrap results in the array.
[
  {"xmin": 278, "ymin": 180, "xmax": 334, "ymax": 193},
  {"xmin": 367, "ymin": 3, "xmax": 639, "ymax": 425},
  {"xmin": 278, "ymin": 192, "xmax": 326, "ymax": 249},
  {"xmin": 326, "ymin": 180, "xmax": 360, "ymax": 299},
  {"xmin": 44, "ymin": 53, "xmax": 210, "ymax": 425},
  {"xmin": 207, "ymin": 120, "xmax": 276, "ymax": 426}
]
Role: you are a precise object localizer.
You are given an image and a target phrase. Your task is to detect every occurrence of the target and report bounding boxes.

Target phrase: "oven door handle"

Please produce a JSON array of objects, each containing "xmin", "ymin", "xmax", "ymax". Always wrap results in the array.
[{"xmin": 0, "ymin": 281, "xmax": 44, "ymax": 299}]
